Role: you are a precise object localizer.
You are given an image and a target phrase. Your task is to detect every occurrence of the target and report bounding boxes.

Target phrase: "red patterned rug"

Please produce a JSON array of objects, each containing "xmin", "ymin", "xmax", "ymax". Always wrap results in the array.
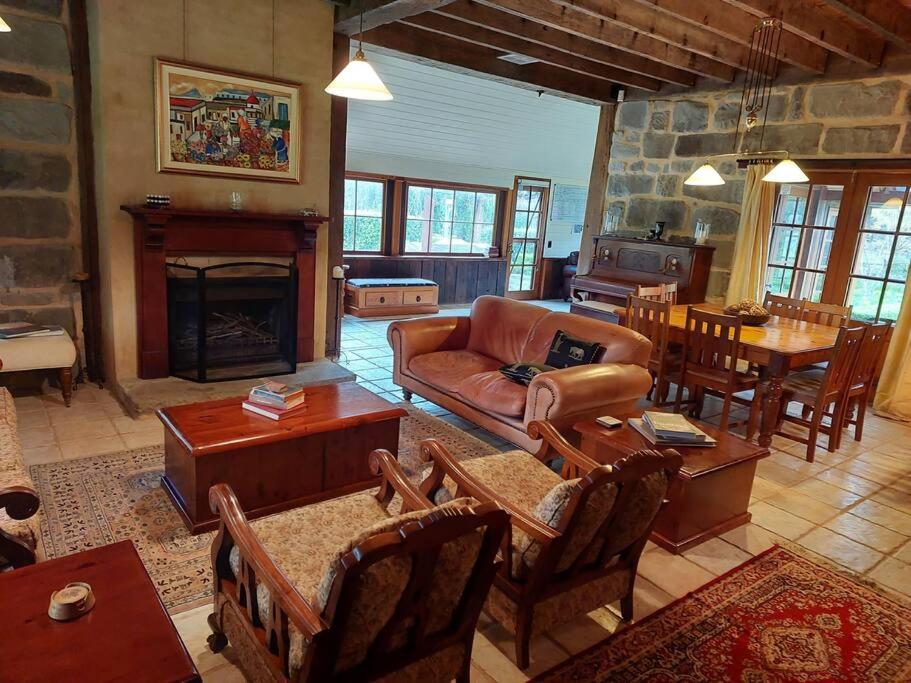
[{"xmin": 534, "ymin": 546, "xmax": 911, "ymax": 682}]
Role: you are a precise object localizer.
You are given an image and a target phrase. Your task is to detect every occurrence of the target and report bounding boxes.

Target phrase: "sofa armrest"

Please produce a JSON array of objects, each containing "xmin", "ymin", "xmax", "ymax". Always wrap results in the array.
[
  {"xmin": 387, "ymin": 316, "xmax": 471, "ymax": 373},
  {"xmin": 524, "ymin": 364, "xmax": 653, "ymax": 424}
]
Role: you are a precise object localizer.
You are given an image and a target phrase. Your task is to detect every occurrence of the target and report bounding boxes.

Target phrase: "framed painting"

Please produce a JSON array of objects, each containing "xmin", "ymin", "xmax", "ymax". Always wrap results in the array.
[{"xmin": 155, "ymin": 59, "xmax": 301, "ymax": 183}]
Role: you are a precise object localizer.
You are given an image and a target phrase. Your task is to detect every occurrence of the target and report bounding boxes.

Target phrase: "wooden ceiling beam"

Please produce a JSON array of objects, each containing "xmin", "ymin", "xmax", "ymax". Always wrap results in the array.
[
  {"xmin": 475, "ymin": 0, "xmax": 737, "ymax": 82},
  {"xmin": 722, "ymin": 0, "xmax": 885, "ymax": 67},
  {"xmin": 629, "ymin": 0, "xmax": 828, "ymax": 73},
  {"xmin": 818, "ymin": 0, "xmax": 911, "ymax": 51},
  {"xmin": 400, "ymin": 12, "xmax": 663, "ymax": 91},
  {"xmin": 335, "ymin": 0, "xmax": 456, "ymax": 35},
  {"xmin": 360, "ymin": 22, "xmax": 619, "ymax": 103},
  {"xmin": 437, "ymin": 0, "xmax": 697, "ymax": 87}
]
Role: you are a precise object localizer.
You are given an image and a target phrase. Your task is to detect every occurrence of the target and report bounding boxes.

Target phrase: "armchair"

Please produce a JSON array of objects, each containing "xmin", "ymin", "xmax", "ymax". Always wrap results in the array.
[
  {"xmin": 207, "ymin": 449, "xmax": 509, "ymax": 683},
  {"xmin": 419, "ymin": 421, "xmax": 682, "ymax": 668},
  {"xmin": 0, "ymin": 387, "xmax": 41, "ymax": 569}
]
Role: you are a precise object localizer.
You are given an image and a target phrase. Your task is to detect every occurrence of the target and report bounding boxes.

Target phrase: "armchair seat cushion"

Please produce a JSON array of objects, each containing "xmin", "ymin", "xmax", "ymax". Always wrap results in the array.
[
  {"xmin": 458, "ymin": 450, "xmax": 562, "ymax": 514},
  {"xmin": 457, "ymin": 371, "xmax": 527, "ymax": 418},
  {"xmin": 408, "ymin": 350, "xmax": 502, "ymax": 393}
]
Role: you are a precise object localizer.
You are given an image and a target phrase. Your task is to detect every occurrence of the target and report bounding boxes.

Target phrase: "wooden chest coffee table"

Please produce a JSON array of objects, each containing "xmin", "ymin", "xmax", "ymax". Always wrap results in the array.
[
  {"xmin": 575, "ymin": 413, "xmax": 769, "ymax": 554},
  {"xmin": 0, "ymin": 541, "xmax": 199, "ymax": 682},
  {"xmin": 157, "ymin": 382, "xmax": 407, "ymax": 534}
]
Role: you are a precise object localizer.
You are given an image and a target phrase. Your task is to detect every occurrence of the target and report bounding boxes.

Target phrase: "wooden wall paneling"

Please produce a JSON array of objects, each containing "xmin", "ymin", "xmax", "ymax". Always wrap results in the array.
[
  {"xmin": 497, "ymin": 259, "xmax": 508, "ymax": 296},
  {"xmin": 539, "ymin": 257, "xmax": 568, "ymax": 299},
  {"xmin": 444, "ymin": 260, "xmax": 460, "ymax": 304}
]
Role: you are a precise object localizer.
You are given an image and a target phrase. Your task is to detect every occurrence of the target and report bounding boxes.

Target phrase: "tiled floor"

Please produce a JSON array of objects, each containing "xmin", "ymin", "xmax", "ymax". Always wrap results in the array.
[{"xmin": 12, "ymin": 299, "xmax": 911, "ymax": 681}]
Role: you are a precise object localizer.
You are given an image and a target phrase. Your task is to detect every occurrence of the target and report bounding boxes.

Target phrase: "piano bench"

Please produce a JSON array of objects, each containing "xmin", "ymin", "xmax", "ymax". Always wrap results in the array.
[{"xmin": 570, "ymin": 300, "xmax": 624, "ymax": 325}]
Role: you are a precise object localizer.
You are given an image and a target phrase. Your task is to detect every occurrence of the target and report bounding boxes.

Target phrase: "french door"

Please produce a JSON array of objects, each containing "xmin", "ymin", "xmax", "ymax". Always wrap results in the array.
[{"xmin": 506, "ymin": 178, "xmax": 549, "ymax": 300}]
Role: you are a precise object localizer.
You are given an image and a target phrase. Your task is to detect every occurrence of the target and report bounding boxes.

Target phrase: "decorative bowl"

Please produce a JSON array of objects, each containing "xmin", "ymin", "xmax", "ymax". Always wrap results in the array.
[{"xmin": 723, "ymin": 306, "xmax": 771, "ymax": 326}]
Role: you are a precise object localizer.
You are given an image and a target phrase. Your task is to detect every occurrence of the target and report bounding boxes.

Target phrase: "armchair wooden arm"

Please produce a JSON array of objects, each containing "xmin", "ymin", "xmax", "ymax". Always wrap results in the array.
[
  {"xmin": 369, "ymin": 448, "xmax": 435, "ymax": 512},
  {"xmin": 528, "ymin": 420, "xmax": 604, "ymax": 477},
  {"xmin": 0, "ymin": 485, "xmax": 40, "ymax": 520}
]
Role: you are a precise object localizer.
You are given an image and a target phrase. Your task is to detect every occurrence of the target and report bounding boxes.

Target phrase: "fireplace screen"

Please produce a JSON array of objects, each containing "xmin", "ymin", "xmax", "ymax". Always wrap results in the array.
[{"xmin": 167, "ymin": 261, "xmax": 298, "ymax": 382}]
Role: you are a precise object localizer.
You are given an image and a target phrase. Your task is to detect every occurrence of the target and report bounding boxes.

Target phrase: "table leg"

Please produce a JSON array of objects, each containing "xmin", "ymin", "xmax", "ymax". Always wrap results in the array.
[{"xmin": 758, "ymin": 356, "xmax": 787, "ymax": 448}]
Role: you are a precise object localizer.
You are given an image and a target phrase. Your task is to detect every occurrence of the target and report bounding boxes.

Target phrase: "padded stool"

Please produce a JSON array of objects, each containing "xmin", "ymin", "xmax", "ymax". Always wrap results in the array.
[{"xmin": 0, "ymin": 325, "xmax": 77, "ymax": 406}]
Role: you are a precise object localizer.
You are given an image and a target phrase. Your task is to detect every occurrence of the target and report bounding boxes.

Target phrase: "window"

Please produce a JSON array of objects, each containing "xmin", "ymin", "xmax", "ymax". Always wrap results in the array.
[
  {"xmin": 343, "ymin": 178, "xmax": 384, "ymax": 252},
  {"xmin": 507, "ymin": 181, "xmax": 549, "ymax": 295},
  {"xmin": 404, "ymin": 184, "xmax": 497, "ymax": 255},
  {"xmin": 847, "ymin": 186, "xmax": 910, "ymax": 321},
  {"xmin": 767, "ymin": 183, "xmax": 842, "ymax": 302}
]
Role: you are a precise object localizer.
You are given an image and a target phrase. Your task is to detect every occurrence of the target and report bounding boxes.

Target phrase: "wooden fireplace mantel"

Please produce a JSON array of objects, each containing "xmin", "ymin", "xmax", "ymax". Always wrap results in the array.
[{"xmin": 121, "ymin": 205, "xmax": 329, "ymax": 379}]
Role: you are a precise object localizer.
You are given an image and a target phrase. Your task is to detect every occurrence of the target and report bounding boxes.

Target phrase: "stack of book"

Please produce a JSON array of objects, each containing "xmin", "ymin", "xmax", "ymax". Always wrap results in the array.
[
  {"xmin": 0, "ymin": 324, "xmax": 65, "ymax": 340},
  {"xmin": 629, "ymin": 411, "xmax": 716, "ymax": 447},
  {"xmin": 242, "ymin": 381, "xmax": 306, "ymax": 420}
]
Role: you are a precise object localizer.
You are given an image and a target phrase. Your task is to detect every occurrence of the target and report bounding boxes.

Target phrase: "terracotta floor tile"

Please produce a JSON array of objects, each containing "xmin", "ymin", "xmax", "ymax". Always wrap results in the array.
[
  {"xmin": 797, "ymin": 527, "xmax": 883, "ymax": 573},
  {"xmin": 481, "ymin": 622, "xmax": 566, "ymax": 678},
  {"xmin": 547, "ymin": 612, "xmax": 616, "ymax": 655},
  {"xmin": 813, "ymin": 468, "xmax": 883, "ymax": 497},
  {"xmin": 755, "ymin": 460, "xmax": 810, "ymax": 486},
  {"xmin": 683, "ymin": 537, "xmax": 752, "ymax": 575},
  {"xmin": 15, "ymin": 409, "xmax": 50, "ymax": 429},
  {"xmin": 823, "ymin": 512, "xmax": 908, "ymax": 554},
  {"xmin": 850, "ymin": 500, "xmax": 911, "ymax": 536},
  {"xmin": 18, "ymin": 427, "xmax": 57, "ymax": 449},
  {"xmin": 19, "ymin": 444, "xmax": 63, "ymax": 465},
  {"xmin": 767, "ymin": 449, "xmax": 831, "ymax": 475},
  {"xmin": 46, "ymin": 403, "xmax": 109, "ymax": 425},
  {"xmin": 53, "ymin": 418, "xmax": 119, "ymax": 443},
  {"xmin": 835, "ymin": 458, "xmax": 901, "ymax": 486},
  {"xmin": 638, "ymin": 548, "xmax": 717, "ymax": 598},
  {"xmin": 750, "ymin": 476, "xmax": 785, "ymax": 501},
  {"xmin": 12, "ymin": 396, "xmax": 47, "ymax": 413},
  {"xmin": 122, "ymin": 430, "xmax": 164, "ymax": 449},
  {"xmin": 893, "ymin": 540, "xmax": 911, "ymax": 564},
  {"xmin": 792, "ymin": 478, "xmax": 863, "ymax": 509},
  {"xmin": 721, "ymin": 523, "xmax": 785, "ymax": 556},
  {"xmin": 471, "ymin": 633, "xmax": 529, "ymax": 683},
  {"xmin": 112, "ymin": 415, "xmax": 163, "ymax": 435},
  {"xmin": 763, "ymin": 489, "xmax": 841, "ymax": 525},
  {"xmin": 747, "ymin": 501, "xmax": 816, "ymax": 540},
  {"xmin": 631, "ymin": 576, "xmax": 676, "ymax": 619},
  {"xmin": 867, "ymin": 558, "xmax": 911, "ymax": 598},
  {"xmin": 58, "ymin": 435, "xmax": 128, "ymax": 459},
  {"xmin": 870, "ymin": 486, "xmax": 911, "ymax": 514}
]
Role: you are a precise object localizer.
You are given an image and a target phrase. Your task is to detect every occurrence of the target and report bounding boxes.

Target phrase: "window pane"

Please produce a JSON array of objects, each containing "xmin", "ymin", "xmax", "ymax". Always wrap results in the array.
[
  {"xmin": 431, "ymin": 189, "xmax": 454, "ymax": 222},
  {"xmin": 513, "ymin": 211, "xmax": 529, "ymax": 239},
  {"xmin": 475, "ymin": 193, "xmax": 496, "ymax": 224},
  {"xmin": 792, "ymin": 270, "xmax": 825, "ymax": 302},
  {"xmin": 889, "ymin": 235, "xmax": 911, "ymax": 282},
  {"xmin": 407, "ymin": 186, "xmax": 432, "ymax": 219},
  {"xmin": 355, "ymin": 180, "xmax": 383, "ymax": 217},
  {"xmin": 509, "ymin": 267, "xmax": 524, "ymax": 292},
  {"xmin": 881, "ymin": 282, "xmax": 905, "ymax": 322},
  {"xmin": 847, "ymin": 278, "xmax": 883, "ymax": 322},
  {"xmin": 404, "ymin": 219, "xmax": 426, "ymax": 253},
  {"xmin": 526, "ymin": 211, "xmax": 542, "ymax": 239},
  {"xmin": 766, "ymin": 267, "xmax": 792, "ymax": 296},
  {"xmin": 529, "ymin": 189, "xmax": 544, "ymax": 213},
  {"xmin": 804, "ymin": 185, "xmax": 842, "ymax": 227},
  {"xmin": 769, "ymin": 226, "xmax": 800, "ymax": 266},
  {"xmin": 343, "ymin": 215, "xmax": 355, "ymax": 251},
  {"xmin": 515, "ymin": 189, "xmax": 531, "ymax": 212},
  {"xmin": 344, "ymin": 179, "xmax": 356, "ymax": 214},
  {"xmin": 862, "ymin": 186, "xmax": 907, "ymax": 232},
  {"xmin": 354, "ymin": 216, "xmax": 382, "ymax": 251},
  {"xmin": 429, "ymin": 219, "xmax": 451, "ymax": 252},
  {"xmin": 472, "ymin": 223, "xmax": 494, "ymax": 254},
  {"xmin": 852, "ymin": 232, "xmax": 894, "ymax": 279},
  {"xmin": 776, "ymin": 185, "xmax": 808, "ymax": 224},
  {"xmin": 449, "ymin": 222, "xmax": 473, "ymax": 253},
  {"xmin": 797, "ymin": 229, "xmax": 833, "ymax": 270},
  {"xmin": 453, "ymin": 191, "xmax": 475, "ymax": 223}
]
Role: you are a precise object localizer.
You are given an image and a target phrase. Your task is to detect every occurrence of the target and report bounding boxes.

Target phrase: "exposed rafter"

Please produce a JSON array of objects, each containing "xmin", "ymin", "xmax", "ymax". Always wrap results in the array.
[
  {"xmin": 335, "ymin": 0, "xmax": 457, "ymax": 35},
  {"xmin": 400, "ymin": 12, "xmax": 663, "ymax": 90},
  {"xmin": 361, "ymin": 22, "xmax": 619, "ymax": 103},
  {"xmin": 475, "ymin": 0, "xmax": 736, "ymax": 82},
  {"xmin": 437, "ymin": 1, "xmax": 697, "ymax": 87},
  {"xmin": 819, "ymin": 0, "xmax": 911, "ymax": 51}
]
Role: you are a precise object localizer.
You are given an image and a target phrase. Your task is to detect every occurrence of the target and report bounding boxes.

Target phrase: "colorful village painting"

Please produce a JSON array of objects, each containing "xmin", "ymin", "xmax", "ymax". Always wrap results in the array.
[{"xmin": 156, "ymin": 59, "xmax": 301, "ymax": 182}]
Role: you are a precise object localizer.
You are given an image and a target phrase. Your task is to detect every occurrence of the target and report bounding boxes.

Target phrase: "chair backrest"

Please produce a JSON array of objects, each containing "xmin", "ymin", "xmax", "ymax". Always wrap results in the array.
[
  {"xmin": 661, "ymin": 282, "xmax": 678, "ymax": 305},
  {"xmin": 802, "ymin": 300, "xmax": 852, "ymax": 327},
  {"xmin": 313, "ymin": 502, "xmax": 509, "ymax": 680},
  {"xmin": 850, "ymin": 322, "xmax": 891, "ymax": 389},
  {"xmin": 818, "ymin": 325, "xmax": 866, "ymax": 402},
  {"xmin": 763, "ymin": 291, "xmax": 804, "ymax": 320},
  {"xmin": 637, "ymin": 283, "xmax": 677, "ymax": 303},
  {"xmin": 681, "ymin": 306, "xmax": 742, "ymax": 378},
  {"xmin": 626, "ymin": 296, "xmax": 671, "ymax": 360}
]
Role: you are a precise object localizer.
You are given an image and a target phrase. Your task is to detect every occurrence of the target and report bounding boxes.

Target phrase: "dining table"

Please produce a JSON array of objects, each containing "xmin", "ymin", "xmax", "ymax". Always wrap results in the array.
[{"xmin": 666, "ymin": 303, "xmax": 841, "ymax": 448}]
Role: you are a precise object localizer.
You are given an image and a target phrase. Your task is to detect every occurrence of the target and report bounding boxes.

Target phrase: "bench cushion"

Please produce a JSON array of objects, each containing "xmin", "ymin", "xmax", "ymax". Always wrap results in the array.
[
  {"xmin": 0, "ymin": 326, "xmax": 76, "ymax": 372},
  {"xmin": 347, "ymin": 278, "xmax": 436, "ymax": 288}
]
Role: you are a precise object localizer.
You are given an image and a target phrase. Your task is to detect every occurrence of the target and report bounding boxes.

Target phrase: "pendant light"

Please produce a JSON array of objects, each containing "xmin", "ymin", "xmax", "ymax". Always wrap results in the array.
[
  {"xmin": 762, "ymin": 159, "xmax": 809, "ymax": 184},
  {"xmin": 684, "ymin": 163, "xmax": 725, "ymax": 187},
  {"xmin": 325, "ymin": 4, "xmax": 392, "ymax": 101},
  {"xmin": 0, "ymin": 16, "xmax": 11, "ymax": 32}
]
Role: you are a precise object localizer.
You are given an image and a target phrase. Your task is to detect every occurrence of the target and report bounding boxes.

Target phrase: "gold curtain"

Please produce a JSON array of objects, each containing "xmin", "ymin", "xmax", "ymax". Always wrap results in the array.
[
  {"xmin": 874, "ymin": 267, "xmax": 911, "ymax": 421},
  {"xmin": 725, "ymin": 163, "xmax": 776, "ymax": 307}
]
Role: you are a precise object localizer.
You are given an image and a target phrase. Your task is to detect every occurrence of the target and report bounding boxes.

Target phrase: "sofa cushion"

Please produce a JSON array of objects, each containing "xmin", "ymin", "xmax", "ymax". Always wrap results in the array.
[
  {"xmin": 408, "ymin": 350, "xmax": 501, "ymax": 393},
  {"xmin": 544, "ymin": 330, "xmax": 602, "ymax": 369},
  {"xmin": 499, "ymin": 362, "xmax": 555, "ymax": 386},
  {"xmin": 466, "ymin": 296, "xmax": 549, "ymax": 365},
  {"xmin": 524, "ymin": 312, "xmax": 651, "ymax": 367},
  {"xmin": 458, "ymin": 371, "xmax": 527, "ymax": 418}
]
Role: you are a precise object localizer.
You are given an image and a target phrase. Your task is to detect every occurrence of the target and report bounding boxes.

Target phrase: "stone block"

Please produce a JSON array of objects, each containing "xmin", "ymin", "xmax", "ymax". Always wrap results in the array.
[
  {"xmin": 607, "ymin": 174, "xmax": 655, "ymax": 197},
  {"xmin": 0, "ymin": 306, "xmax": 74, "ymax": 334},
  {"xmin": 693, "ymin": 206, "xmax": 741, "ymax": 236},
  {"xmin": 672, "ymin": 101, "xmax": 709, "ymax": 132},
  {"xmin": 0, "ymin": 290, "xmax": 58, "ymax": 306},
  {"xmin": 902, "ymin": 126, "xmax": 911, "ymax": 155},
  {"xmin": 707, "ymin": 268, "xmax": 731, "ymax": 299},
  {"xmin": 646, "ymin": 162, "xmax": 660, "ymax": 173},
  {"xmin": 822, "ymin": 125, "xmax": 900, "ymax": 154},
  {"xmin": 788, "ymin": 87, "xmax": 805, "ymax": 120},
  {"xmin": 618, "ymin": 100, "xmax": 648, "ymax": 130},
  {"xmin": 741, "ymin": 124, "xmax": 823, "ymax": 155},
  {"xmin": 808, "ymin": 80, "xmax": 901, "ymax": 119},
  {"xmin": 611, "ymin": 142, "xmax": 640, "ymax": 159},
  {"xmin": 684, "ymin": 180, "xmax": 744, "ymax": 205},
  {"xmin": 0, "ymin": 15, "xmax": 70, "ymax": 72},
  {"xmin": 0, "ymin": 70, "xmax": 52, "ymax": 97},
  {"xmin": 0, "ymin": 99, "xmax": 71, "ymax": 144},
  {"xmin": 629, "ymin": 160, "xmax": 645, "ymax": 172},
  {"xmin": 0, "ymin": 197, "xmax": 70, "ymax": 238},
  {"xmin": 608, "ymin": 161, "xmax": 626, "ymax": 172},
  {"xmin": 626, "ymin": 198, "xmax": 688, "ymax": 229},
  {"xmin": 0, "ymin": 245, "xmax": 76, "ymax": 288},
  {"xmin": 671, "ymin": 160, "xmax": 695, "ymax": 174},
  {"xmin": 0, "ymin": 150, "xmax": 70, "ymax": 191},
  {"xmin": 649, "ymin": 111, "xmax": 669, "ymax": 131},
  {"xmin": 0, "ymin": 0, "xmax": 63, "ymax": 16},
  {"xmin": 674, "ymin": 132, "xmax": 737, "ymax": 157},
  {"xmin": 705, "ymin": 238, "xmax": 734, "ymax": 268},
  {"xmin": 642, "ymin": 132, "xmax": 675, "ymax": 158},
  {"xmin": 713, "ymin": 102, "xmax": 740, "ymax": 130},
  {"xmin": 656, "ymin": 175, "xmax": 678, "ymax": 197}
]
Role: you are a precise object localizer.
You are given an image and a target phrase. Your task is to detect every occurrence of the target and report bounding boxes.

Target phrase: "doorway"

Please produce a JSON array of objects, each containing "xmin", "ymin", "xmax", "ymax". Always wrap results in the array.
[{"xmin": 506, "ymin": 177, "xmax": 550, "ymax": 300}]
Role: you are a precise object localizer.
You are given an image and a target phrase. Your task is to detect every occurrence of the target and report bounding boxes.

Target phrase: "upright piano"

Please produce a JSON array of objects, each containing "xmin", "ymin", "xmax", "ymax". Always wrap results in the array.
[{"xmin": 571, "ymin": 235, "xmax": 714, "ymax": 320}]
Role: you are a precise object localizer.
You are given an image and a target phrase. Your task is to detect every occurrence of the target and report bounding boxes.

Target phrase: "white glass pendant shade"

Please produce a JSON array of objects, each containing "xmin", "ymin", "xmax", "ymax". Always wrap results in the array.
[
  {"xmin": 684, "ymin": 163, "xmax": 726, "ymax": 186},
  {"xmin": 325, "ymin": 50, "xmax": 392, "ymax": 101},
  {"xmin": 0, "ymin": 16, "xmax": 11, "ymax": 32},
  {"xmin": 762, "ymin": 159, "xmax": 808, "ymax": 183}
]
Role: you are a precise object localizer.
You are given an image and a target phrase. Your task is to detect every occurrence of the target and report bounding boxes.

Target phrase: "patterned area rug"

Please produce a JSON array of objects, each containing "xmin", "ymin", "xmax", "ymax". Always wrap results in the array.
[
  {"xmin": 533, "ymin": 546, "xmax": 911, "ymax": 682},
  {"xmin": 29, "ymin": 405, "xmax": 499, "ymax": 612}
]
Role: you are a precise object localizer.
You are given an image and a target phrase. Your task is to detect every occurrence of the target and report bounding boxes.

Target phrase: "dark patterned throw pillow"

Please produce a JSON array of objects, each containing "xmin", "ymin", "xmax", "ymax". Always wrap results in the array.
[
  {"xmin": 499, "ymin": 362, "xmax": 556, "ymax": 386},
  {"xmin": 545, "ymin": 330, "xmax": 602, "ymax": 369}
]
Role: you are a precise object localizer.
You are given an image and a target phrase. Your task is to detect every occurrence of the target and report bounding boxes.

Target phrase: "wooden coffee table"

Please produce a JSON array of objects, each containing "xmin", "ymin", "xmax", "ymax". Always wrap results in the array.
[
  {"xmin": 0, "ymin": 541, "xmax": 199, "ymax": 682},
  {"xmin": 575, "ymin": 412, "xmax": 769, "ymax": 554},
  {"xmin": 157, "ymin": 382, "xmax": 407, "ymax": 534}
]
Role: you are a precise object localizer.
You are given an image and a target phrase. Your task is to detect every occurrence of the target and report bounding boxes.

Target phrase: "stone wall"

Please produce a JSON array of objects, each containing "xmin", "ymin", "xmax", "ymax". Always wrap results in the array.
[
  {"xmin": 607, "ymin": 69, "xmax": 911, "ymax": 299},
  {"xmin": 0, "ymin": 0, "xmax": 81, "ymax": 334}
]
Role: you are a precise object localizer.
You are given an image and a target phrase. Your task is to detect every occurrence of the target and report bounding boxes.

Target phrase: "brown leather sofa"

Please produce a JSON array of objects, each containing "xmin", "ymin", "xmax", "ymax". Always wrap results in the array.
[{"xmin": 387, "ymin": 296, "xmax": 653, "ymax": 451}]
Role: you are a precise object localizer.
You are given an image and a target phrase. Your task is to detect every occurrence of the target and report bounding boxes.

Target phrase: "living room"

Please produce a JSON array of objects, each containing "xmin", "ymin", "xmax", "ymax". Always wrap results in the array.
[{"xmin": 1, "ymin": 1, "xmax": 910, "ymax": 681}]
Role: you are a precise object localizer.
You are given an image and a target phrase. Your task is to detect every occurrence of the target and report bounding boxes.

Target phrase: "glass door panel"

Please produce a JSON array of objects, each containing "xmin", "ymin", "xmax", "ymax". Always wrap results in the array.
[{"xmin": 507, "ymin": 179, "xmax": 549, "ymax": 299}]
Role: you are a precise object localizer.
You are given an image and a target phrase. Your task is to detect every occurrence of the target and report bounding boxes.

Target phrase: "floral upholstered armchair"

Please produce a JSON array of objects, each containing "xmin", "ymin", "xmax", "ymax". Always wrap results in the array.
[
  {"xmin": 0, "ymin": 387, "xmax": 41, "ymax": 569},
  {"xmin": 419, "ymin": 421, "xmax": 682, "ymax": 669},
  {"xmin": 207, "ymin": 449, "xmax": 508, "ymax": 683}
]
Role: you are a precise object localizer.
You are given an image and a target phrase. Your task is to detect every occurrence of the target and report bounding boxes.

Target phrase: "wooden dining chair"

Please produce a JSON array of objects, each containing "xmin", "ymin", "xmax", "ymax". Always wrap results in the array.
[
  {"xmin": 762, "ymin": 324, "xmax": 866, "ymax": 462},
  {"xmin": 837, "ymin": 322, "xmax": 891, "ymax": 445},
  {"xmin": 801, "ymin": 301, "xmax": 852, "ymax": 327},
  {"xmin": 626, "ymin": 296, "xmax": 677, "ymax": 405},
  {"xmin": 673, "ymin": 306, "xmax": 760, "ymax": 431},
  {"xmin": 637, "ymin": 283, "xmax": 677, "ymax": 304},
  {"xmin": 763, "ymin": 291, "xmax": 804, "ymax": 320}
]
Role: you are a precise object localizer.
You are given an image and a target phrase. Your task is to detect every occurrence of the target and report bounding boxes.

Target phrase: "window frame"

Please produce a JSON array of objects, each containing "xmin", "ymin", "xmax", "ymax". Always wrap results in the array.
[{"xmin": 342, "ymin": 173, "xmax": 388, "ymax": 255}]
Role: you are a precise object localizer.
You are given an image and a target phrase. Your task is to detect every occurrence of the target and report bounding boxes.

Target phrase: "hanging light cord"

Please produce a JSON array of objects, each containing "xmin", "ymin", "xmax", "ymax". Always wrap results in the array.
[{"xmin": 733, "ymin": 18, "xmax": 782, "ymax": 157}]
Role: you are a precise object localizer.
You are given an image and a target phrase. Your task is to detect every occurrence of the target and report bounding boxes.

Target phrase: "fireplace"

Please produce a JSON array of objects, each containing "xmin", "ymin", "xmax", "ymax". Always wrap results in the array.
[{"xmin": 167, "ymin": 261, "xmax": 298, "ymax": 382}]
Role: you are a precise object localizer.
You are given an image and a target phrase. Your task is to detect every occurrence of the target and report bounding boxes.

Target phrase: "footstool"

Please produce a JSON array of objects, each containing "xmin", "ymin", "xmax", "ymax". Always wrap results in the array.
[{"xmin": 0, "ymin": 324, "xmax": 77, "ymax": 406}]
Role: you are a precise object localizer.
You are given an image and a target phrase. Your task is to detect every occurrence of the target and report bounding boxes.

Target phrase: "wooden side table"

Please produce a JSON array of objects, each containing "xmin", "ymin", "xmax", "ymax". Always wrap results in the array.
[
  {"xmin": 575, "ymin": 414, "xmax": 769, "ymax": 554},
  {"xmin": 0, "ymin": 541, "xmax": 199, "ymax": 682}
]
